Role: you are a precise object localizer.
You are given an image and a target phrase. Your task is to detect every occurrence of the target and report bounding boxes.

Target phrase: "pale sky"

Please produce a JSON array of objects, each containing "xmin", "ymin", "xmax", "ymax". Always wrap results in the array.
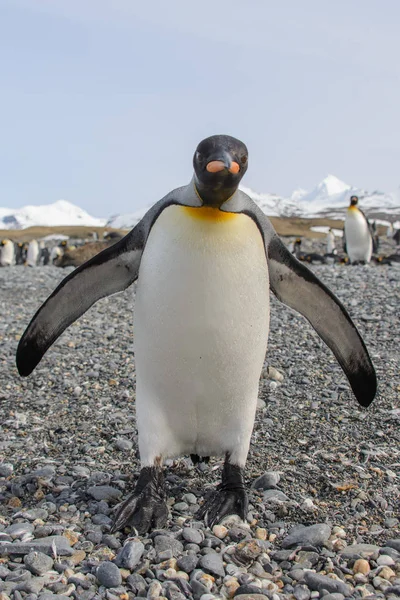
[{"xmin": 1, "ymin": 0, "xmax": 400, "ymax": 217}]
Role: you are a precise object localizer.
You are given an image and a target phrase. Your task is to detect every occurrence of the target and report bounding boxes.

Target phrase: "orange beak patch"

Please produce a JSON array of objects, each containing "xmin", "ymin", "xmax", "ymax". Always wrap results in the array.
[{"xmin": 206, "ymin": 160, "xmax": 240, "ymax": 174}]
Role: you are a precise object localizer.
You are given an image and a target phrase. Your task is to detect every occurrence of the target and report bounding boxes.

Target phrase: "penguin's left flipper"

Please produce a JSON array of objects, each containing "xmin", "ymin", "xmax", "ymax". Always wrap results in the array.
[
  {"xmin": 16, "ymin": 232, "xmax": 142, "ymax": 377},
  {"xmin": 16, "ymin": 195, "xmax": 179, "ymax": 377},
  {"xmin": 267, "ymin": 236, "xmax": 377, "ymax": 407}
]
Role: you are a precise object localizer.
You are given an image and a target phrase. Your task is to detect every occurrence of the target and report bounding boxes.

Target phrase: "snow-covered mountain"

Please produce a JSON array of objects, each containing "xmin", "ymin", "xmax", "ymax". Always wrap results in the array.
[
  {"xmin": 0, "ymin": 200, "xmax": 106, "ymax": 229},
  {"xmin": 106, "ymin": 174, "xmax": 400, "ymax": 229},
  {"xmin": 106, "ymin": 208, "xmax": 149, "ymax": 230},
  {"xmin": 293, "ymin": 174, "xmax": 400, "ymax": 219},
  {"xmin": 3, "ymin": 176, "xmax": 399, "ymax": 231}
]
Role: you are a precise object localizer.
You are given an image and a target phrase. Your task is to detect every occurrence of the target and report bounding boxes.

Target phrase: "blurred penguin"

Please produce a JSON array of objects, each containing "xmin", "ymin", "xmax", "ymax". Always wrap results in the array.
[
  {"xmin": 0, "ymin": 239, "xmax": 15, "ymax": 266},
  {"xmin": 50, "ymin": 245, "xmax": 63, "ymax": 264},
  {"xmin": 326, "ymin": 228, "xmax": 336, "ymax": 255},
  {"xmin": 370, "ymin": 221, "xmax": 379, "ymax": 254},
  {"xmin": 291, "ymin": 238, "xmax": 302, "ymax": 256},
  {"xmin": 26, "ymin": 240, "xmax": 40, "ymax": 267},
  {"xmin": 41, "ymin": 246, "xmax": 50, "ymax": 266},
  {"xmin": 15, "ymin": 242, "xmax": 26, "ymax": 265}
]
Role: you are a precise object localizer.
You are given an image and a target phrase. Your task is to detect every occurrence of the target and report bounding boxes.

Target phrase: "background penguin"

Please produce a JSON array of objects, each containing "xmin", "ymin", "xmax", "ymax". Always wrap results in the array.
[
  {"xmin": 344, "ymin": 196, "xmax": 374, "ymax": 264},
  {"xmin": 41, "ymin": 246, "xmax": 50, "ymax": 266},
  {"xmin": 325, "ymin": 228, "xmax": 336, "ymax": 255},
  {"xmin": 370, "ymin": 221, "xmax": 379, "ymax": 254},
  {"xmin": 50, "ymin": 244, "xmax": 63, "ymax": 264},
  {"xmin": 16, "ymin": 135, "xmax": 377, "ymax": 534},
  {"xmin": 386, "ymin": 224, "xmax": 393, "ymax": 238},
  {"xmin": 26, "ymin": 240, "xmax": 39, "ymax": 266},
  {"xmin": 291, "ymin": 238, "xmax": 302, "ymax": 255},
  {"xmin": 301, "ymin": 252, "xmax": 327, "ymax": 265},
  {"xmin": 15, "ymin": 242, "xmax": 26, "ymax": 265},
  {"xmin": 0, "ymin": 239, "xmax": 15, "ymax": 266}
]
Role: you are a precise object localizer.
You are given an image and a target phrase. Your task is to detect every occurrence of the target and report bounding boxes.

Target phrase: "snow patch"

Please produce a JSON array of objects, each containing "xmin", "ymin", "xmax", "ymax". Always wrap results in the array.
[{"xmin": 310, "ymin": 226, "xmax": 343, "ymax": 237}]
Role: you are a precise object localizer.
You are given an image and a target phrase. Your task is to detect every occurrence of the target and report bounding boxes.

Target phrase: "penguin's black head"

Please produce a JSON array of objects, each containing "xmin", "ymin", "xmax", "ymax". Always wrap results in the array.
[
  {"xmin": 350, "ymin": 195, "xmax": 358, "ymax": 206},
  {"xmin": 193, "ymin": 135, "xmax": 248, "ymax": 207}
]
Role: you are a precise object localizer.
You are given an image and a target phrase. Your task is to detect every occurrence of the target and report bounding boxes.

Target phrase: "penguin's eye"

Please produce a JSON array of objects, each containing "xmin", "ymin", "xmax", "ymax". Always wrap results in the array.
[
  {"xmin": 196, "ymin": 152, "xmax": 203, "ymax": 162},
  {"xmin": 241, "ymin": 155, "xmax": 248, "ymax": 164}
]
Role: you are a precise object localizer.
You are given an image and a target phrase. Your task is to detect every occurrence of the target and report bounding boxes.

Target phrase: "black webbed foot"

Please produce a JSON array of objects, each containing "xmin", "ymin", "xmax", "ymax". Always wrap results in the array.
[
  {"xmin": 111, "ymin": 466, "xmax": 168, "ymax": 534},
  {"xmin": 197, "ymin": 461, "xmax": 248, "ymax": 528}
]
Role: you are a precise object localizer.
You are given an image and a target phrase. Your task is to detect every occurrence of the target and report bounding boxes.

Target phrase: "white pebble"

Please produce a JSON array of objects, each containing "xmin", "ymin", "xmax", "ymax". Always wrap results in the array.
[{"xmin": 377, "ymin": 555, "xmax": 395, "ymax": 566}]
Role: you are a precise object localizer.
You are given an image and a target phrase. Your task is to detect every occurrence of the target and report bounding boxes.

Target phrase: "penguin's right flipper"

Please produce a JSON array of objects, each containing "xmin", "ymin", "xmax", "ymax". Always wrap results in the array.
[{"xmin": 16, "ymin": 196, "xmax": 180, "ymax": 377}]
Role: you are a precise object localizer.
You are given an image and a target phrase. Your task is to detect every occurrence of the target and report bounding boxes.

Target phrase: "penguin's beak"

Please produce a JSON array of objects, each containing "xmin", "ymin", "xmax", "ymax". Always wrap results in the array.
[{"xmin": 206, "ymin": 153, "xmax": 240, "ymax": 175}]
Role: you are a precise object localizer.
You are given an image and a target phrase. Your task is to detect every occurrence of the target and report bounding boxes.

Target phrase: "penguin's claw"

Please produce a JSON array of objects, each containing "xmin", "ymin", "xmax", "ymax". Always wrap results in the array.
[
  {"xmin": 111, "ymin": 489, "xmax": 168, "ymax": 534},
  {"xmin": 110, "ymin": 467, "xmax": 168, "ymax": 534},
  {"xmin": 197, "ymin": 461, "xmax": 248, "ymax": 528},
  {"xmin": 197, "ymin": 488, "xmax": 248, "ymax": 528}
]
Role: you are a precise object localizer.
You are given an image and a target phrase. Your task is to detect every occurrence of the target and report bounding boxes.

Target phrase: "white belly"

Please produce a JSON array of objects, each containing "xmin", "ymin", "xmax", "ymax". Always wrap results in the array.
[
  {"xmin": 345, "ymin": 209, "xmax": 372, "ymax": 263},
  {"xmin": 134, "ymin": 205, "xmax": 270, "ymax": 467}
]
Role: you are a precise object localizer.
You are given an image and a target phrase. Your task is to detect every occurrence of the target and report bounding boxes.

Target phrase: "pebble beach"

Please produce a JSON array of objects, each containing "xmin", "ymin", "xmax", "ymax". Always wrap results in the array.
[{"xmin": 0, "ymin": 262, "xmax": 399, "ymax": 600}]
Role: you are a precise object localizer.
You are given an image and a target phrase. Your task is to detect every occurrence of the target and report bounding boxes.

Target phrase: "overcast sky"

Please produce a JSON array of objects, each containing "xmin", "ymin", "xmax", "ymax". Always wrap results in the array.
[{"xmin": 1, "ymin": 0, "xmax": 400, "ymax": 217}]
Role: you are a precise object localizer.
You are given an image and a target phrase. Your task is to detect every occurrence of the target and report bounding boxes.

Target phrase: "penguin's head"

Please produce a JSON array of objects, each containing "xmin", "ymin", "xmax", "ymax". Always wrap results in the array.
[
  {"xmin": 193, "ymin": 135, "xmax": 248, "ymax": 207},
  {"xmin": 350, "ymin": 195, "xmax": 358, "ymax": 207},
  {"xmin": 0, "ymin": 240, "xmax": 5, "ymax": 246}
]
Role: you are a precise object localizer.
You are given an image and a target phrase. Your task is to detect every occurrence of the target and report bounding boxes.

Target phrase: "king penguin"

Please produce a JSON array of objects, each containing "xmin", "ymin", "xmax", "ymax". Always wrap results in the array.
[
  {"xmin": 26, "ymin": 240, "xmax": 40, "ymax": 267},
  {"xmin": 0, "ymin": 239, "xmax": 15, "ymax": 266},
  {"xmin": 344, "ymin": 196, "xmax": 373, "ymax": 264},
  {"xmin": 16, "ymin": 135, "xmax": 377, "ymax": 533}
]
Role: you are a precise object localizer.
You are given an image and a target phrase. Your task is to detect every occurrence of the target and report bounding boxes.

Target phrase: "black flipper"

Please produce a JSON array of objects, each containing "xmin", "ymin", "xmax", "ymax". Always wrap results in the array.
[
  {"xmin": 16, "ymin": 234, "xmax": 141, "ymax": 376},
  {"xmin": 221, "ymin": 192, "xmax": 377, "ymax": 408},
  {"xmin": 267, "ymin": 236, "xmax": 377, "ymax": 407},
  {"xmin": 197, "ymin": 462, "xmax": 248, "ymax": 528},
  {"xmin": 16, "ymin": 195, "xmax": 180, "ymax": 377}
]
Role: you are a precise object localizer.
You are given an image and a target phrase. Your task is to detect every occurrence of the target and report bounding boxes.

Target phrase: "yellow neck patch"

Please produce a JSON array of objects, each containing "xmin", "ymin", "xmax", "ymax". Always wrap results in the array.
[
  {"xmin": 181, "ymin": 206, "xmax": 238, "ymax": 222},
  {"xmin": 348, "ymin": 205, "xmax": 359, "ymax": 212}
]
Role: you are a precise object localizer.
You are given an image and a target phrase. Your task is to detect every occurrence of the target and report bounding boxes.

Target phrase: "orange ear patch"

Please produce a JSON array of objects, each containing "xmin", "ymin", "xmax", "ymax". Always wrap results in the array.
[{"xmin": 229, "ymin": 161, "xmax": 240, "ymax": 174}]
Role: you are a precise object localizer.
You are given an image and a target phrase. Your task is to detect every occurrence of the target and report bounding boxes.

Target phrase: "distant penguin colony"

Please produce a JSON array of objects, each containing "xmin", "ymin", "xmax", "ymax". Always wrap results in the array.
[
  {"xmin": 344, "ymin": 196, "xmax": 374, "ymax": 264},
  {"xmin": 17, "ymin": 135, "xmax": 377, "ymax": 533}
]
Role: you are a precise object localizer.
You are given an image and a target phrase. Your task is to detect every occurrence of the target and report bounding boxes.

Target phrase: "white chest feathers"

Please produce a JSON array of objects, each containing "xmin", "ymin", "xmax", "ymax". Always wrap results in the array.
[
  {"xmin": 134, "ymin": 205, "xmax": 270, "ymax": 466},
  {"xmin": 345, "ymin": 208, "xmax": 372, "ymax": 263}
]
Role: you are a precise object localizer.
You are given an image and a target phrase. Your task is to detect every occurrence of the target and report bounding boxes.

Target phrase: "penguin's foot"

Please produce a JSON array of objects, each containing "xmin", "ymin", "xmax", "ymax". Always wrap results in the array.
[
  {"xmin": 197, "ymin": 462, "xmax": 248, "ymax": 528},
  {"xmin": 110, "ymin": 466, "xmax": 168, "ymax": 534}
]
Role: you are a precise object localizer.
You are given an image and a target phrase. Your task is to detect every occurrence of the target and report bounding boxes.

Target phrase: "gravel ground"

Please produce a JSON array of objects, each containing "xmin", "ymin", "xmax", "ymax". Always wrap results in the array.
[{"xmin": 0, "ymin": 257, "xmax": 399, "ymax": 600}]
